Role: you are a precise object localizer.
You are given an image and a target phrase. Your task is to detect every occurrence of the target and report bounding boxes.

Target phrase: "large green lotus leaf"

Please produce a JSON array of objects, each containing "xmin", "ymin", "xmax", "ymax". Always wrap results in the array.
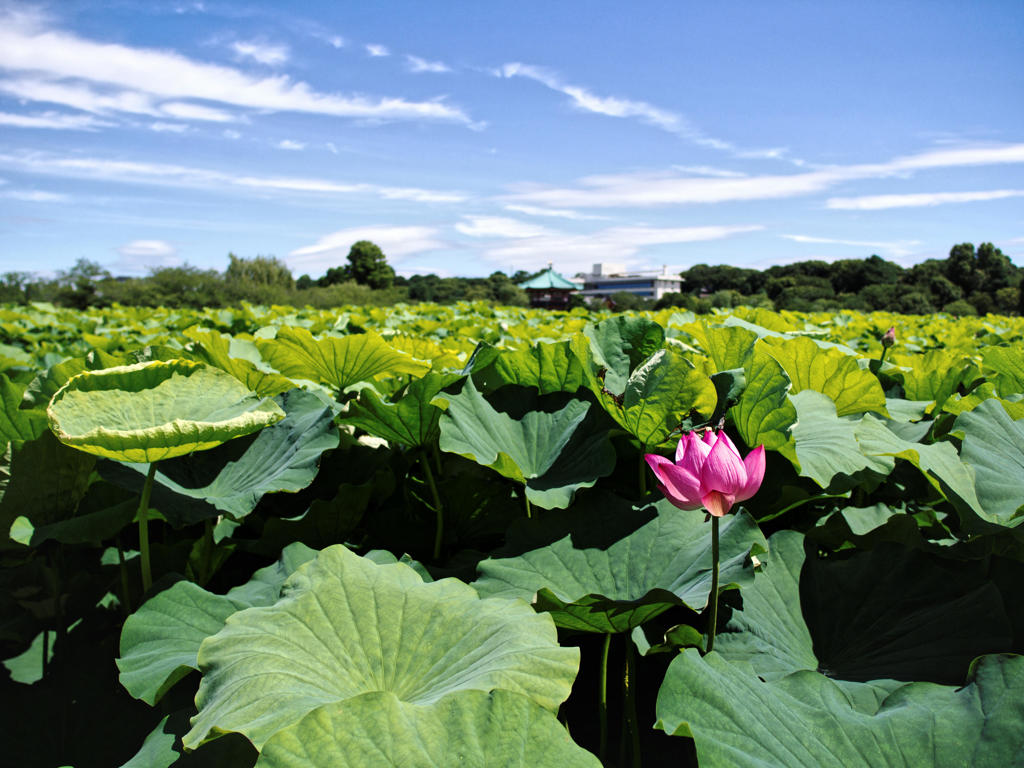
[
  {"xmin": 184, "ymin": 545, "xmax": 579, "ymax": 749},
  {"xmin": 47, "ymin": 360, "xmax": 286, "ymax": 463},
  {"xmin": 731, "ymin": 346, "xmax": 797, "ymax": 456},
  {"xmin": 715, "ymin": 531, "xmax": 1011, "ymax": 686},
  {"xmin": 474, "ymin": 340, "xmax": 588, "ymax": 395},
  {"xmin": 120, "ymin": 711, "xmax": 258, "ymax": 768},
  {"xmin": 118, "ymin": 542, "xmax": 317, "ymax": 705},
  {"xmin": 341, "ymin": 371, "xmax": 461, "ymax": 448},
  {"xmin": 523, "ymin": 405, "xmax": 616, "ymax": 509},
  {"xmin": 895, "ymin": 349, "xmax": 976, "ymax": 411},
  {"xmin": 256, "ymin": 327, "xmax": 429, "ymax": 391},
  {"xmin": 607, "ymin": 347, "xmax": 717, "ymax": 447},
  {"xmin": 0, "ymin": 430, "xmax": 96, "ymax": 551},
  {"xmin": 577, "ymin": 315, "xmax": 665, "ymax": 396},
  {"xmin": 435, "ymin": 377, "xmax": 589, "ymax": 484},
  {"xmin": 982, "ymin": 346, "xmax": 1024, "ymax": 398},
  {"xmin": 184, "ymin": 326, "xmax": 294, "ymax": 397},
  {"xmin": 941, "ymin": 383, "xmax": 1024, "ymax": 420},
  {"xmin": 953, "ymin": 399, "xmax": 1024, "ymax": 524},
  {"xmin": 683, "ymin": 323, "xmax": 757, "ymax": 370},
  {"xmin": 22, "ymin": 349, "xmax": 125, "ymax": 409},
  {"xmin": 256, "ymin": 690, "xmax": 601, "ymax": 768},
  {"xmin": 9, "ymin": 497, "xmax": 135, "ymax": 548},
  {"xmin": 684, "ymin": 325, "xmax": 796, "ymax": 454},
  {"xmin": 656, "ymin": 650, "xmax": 1024, "ymax": 768},
  {"xmin": 810, "ymin": 502, "xmax": 930, "ymax": 551},
  {"xmin": 473, "ymin": 503, "xmax": 766, "ymax": 633},
  {"xmin": 789, "ymin": 391, "xmax": 892, "ymax": 487},
  {"xmin": 762, "ymin": 335, "xmax": 887, "ymax": 417},
  {"xmin": 113, "ymin": 388, "xmax": 339, "ymax": 523},
  {"xmin": 0, "ymin": 373, "xmax": 46, "ymax": 445},
  {"xmin": 854, "ymin": 413, "xmax": 988, "ymax": 529}
]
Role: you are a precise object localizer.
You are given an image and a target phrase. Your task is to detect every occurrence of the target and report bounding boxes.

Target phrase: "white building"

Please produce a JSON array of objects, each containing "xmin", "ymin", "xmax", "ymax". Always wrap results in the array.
[{"xmin": 574, "ymin": 263, "xmax": 683, "ymax": 301}]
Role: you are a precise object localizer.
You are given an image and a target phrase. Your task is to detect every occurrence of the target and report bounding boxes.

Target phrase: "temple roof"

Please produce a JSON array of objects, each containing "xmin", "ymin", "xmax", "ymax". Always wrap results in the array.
[{"xmin": 517, "ymin": 267, "xmax": 580, "ymax": 290}]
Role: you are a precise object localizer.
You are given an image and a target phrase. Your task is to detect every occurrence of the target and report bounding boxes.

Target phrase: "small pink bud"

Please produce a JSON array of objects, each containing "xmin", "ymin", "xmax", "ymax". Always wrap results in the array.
[{"xmin": 882, "ymin": 326, "xmax": 896, "ymax": 348}]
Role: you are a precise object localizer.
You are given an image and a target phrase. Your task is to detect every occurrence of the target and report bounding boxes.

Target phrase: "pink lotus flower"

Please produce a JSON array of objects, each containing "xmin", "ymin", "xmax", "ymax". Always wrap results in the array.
[{"xmin": 645, "ymin": 430, "xmax": 765, "ymax": 517}]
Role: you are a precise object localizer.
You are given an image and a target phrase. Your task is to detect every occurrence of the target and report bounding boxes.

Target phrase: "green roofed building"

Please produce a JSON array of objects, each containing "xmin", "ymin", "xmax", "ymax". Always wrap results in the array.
[{"xmin": 517, "ymin": 265, "xmax": 581, "ymax": 309}]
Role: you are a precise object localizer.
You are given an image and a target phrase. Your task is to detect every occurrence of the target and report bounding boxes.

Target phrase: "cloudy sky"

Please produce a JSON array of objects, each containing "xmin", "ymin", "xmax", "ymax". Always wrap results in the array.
[{"xmin": 1, "ymin": 0, "xmax": 1022, "ymax": 279}]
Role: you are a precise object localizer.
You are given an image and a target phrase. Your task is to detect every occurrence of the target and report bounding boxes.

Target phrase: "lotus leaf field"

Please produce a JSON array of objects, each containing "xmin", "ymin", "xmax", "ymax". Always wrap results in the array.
[{"xmin": 2, "ymin": 300, "xmax": 1024, "ymax": 767}]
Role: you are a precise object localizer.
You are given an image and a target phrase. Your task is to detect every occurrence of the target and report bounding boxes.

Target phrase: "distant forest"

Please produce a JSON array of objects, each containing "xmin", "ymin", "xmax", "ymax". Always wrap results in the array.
[{"xmin": 3, "ymin": 240, "xmax": 1019, "ymax": 316}]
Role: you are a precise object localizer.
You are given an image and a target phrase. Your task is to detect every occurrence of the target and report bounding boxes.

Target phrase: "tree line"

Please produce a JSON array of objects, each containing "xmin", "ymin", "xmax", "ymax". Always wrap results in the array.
[
  {"xmin": 2, "ymin": 240, "xmax": 1018, "ymax": 316},
  {"xmin": 651, "ymin": 242, "xmax": 1021, "ymax": 316},
  {"xmin": 1, "ymin": 240, "xmax": 530, "ymax": 310}
]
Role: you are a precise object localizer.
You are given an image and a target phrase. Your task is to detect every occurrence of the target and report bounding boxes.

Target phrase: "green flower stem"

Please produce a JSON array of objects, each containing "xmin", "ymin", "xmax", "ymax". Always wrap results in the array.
[
  {"xmin": 638, "ymin": 445, "xmax": 648, "ymax": 496},
  {"xmin": 707, "ymin": 514, "xmax": 720, "ymax": 654},
  {"xmin": 623, "ymin": 635, "xmax": 641, "ymax": 768},
  {"xmin": 137, "ymin": 462, "xmax": 158, "ymax": 595},
  {"xmin": 523, "ymin": 489, "xmax": 532, "ymax": 519},
  {"xmin": 431, "ymin": 441, "xmax": 443, "ymax": 477},
  {"xmin": 598, "ymin": 631, "xmax": 611, "ymax": 763},
  {"xmin": 420, "ymin": 453, "xmax": 444, "ymax": 561},
  {"xmin": 877, "ymin": 346, "xmax": 889, "ymax": 367}
]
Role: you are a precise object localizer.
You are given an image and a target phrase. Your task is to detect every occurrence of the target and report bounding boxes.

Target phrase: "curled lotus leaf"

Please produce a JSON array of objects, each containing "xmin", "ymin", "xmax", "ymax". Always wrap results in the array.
[
  {"xmin": 256, "ymin": 690, "xmax": 601, "ymax": 768},
  {"xmin": 184, "ymin": 545, "xmax": 579, "ymax": 750},
  {"xmin": 47, "ymin": 359, "xmax": 286, "ymax": 463}
]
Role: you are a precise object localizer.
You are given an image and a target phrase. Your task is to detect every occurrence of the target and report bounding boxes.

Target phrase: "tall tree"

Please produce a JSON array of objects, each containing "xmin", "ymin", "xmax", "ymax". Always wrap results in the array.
[{"xmin": 346, "ymin": 240, "xmax": 395, "ymax": 289}]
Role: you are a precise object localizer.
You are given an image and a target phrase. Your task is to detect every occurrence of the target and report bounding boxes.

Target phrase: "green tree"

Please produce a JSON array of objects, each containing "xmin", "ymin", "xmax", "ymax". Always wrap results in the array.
[
  {"xmin": 56, "ymin": 258, "xmax": 112, "ymax": 309},
  {"xmin": 224, "ymin": 253, "xmax": 294, "ymax": 304},
  {"xmin": 345, "ymin": 241, "xmax": 395, "ymax": 289}
]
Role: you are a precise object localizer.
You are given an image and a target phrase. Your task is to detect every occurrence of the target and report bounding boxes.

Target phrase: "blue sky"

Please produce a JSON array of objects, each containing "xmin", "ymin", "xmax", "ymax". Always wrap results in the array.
[{"xmin": 1, "ymin": 0, "xmax": 1022, "ymax": 280}]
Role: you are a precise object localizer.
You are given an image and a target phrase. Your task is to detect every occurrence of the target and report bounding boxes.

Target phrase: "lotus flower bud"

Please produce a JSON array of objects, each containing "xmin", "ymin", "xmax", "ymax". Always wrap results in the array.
[
  {"xmin": 644, "ymin": 430, "xmax": 765, "ymax": 517},
  {"xmin": 882, "ymin": 326, "xmax": 896, "ymax": 348}
]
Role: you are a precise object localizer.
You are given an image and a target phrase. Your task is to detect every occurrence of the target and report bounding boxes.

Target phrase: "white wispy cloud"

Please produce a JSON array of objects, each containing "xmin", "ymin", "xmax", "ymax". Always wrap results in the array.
[
  {"xmin": 111, "ymin": 239, "xmax": 181, "ymax": 275},
  {"xmin": 117, "ymin": 239, "xmax": 177, "ymax": 258},
  {"xmin": 0, "ymin": 14, "xmax": 470, "ymax": 125},
  {"xmin": 497, "ymin": 62, "xmax": 785, "ymax": 158},
  {"xmin": 826, "ymin": 189, "xmax": 1024, "ymax": 210},
  {"xmin": 1, "ymin": 189, "xmax": 69, "ymax": 202},
  {"xmin": 231, "ymin": 39, "xmax": 289, "ymax": 66},
  {"xmin": 671, "ymin": 165, "xmax": 748, "ymax": 178},
  {"xmin": 0, "ymin": 110, "xmax": 113, "ymax": 130},
  {"xmin": 463, "ymin": 222, "xmax": 763, "ymax": 274},
  {"xmin": 288, "ymin": 225, "xmax": 443, "ymax": 272},
  {"xmin": 149, "ymin": 121, "xmax": 189, "ymax": 133},
  {"xmin": 160, "ymin": 101, "xmax": 236, "ymax": 123},
  {"xmin": 780, "ymin": 234, "xmax": 921, "ymax": 256},
  {"xmin": 365, "ymin": 43, "xmax": 390, "ymax": 57},
  {"xmin": 325, "ymin": 142, "xmax": 338, "ymax": 154},
  {"xmin": 455, "ymin": 216, "xmax": 555, "ymax": 239},
  {"xmin": 503, "ymin": 203, "xmax": 609, "ymax": 221},
  {"xmin": 505, "ymin": 143, "xmax": 1024, "ymax": 208},
  {"xmin": 406, "ymin": 55, "xmax": 451, "ymax": 74},
  {"xmin": 277, "ymin": 139, "xmax": 305, "ymax": 150},
  {"xmin": 0, "ymin": 151, "xmax": 469, "ymax": 203},
  {"xmin": 222, "ymin": 129, "xmax": 241, "ymax": 139},
  {"xmin": 0, "ymin": 78, "xmax": 160, "ymax": 116}
]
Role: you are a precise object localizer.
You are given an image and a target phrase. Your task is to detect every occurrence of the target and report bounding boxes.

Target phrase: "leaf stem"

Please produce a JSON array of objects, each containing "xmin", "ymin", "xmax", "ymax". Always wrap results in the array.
[
  {"xmin": 598, "ymin": 632, "xmax": 611, "ymax": 763},
  {"xmin": 623, "ymin": 635, "xmax": 641, "ymax": 768},
  {"xmin": 523, "ymin": 488, "xmax": 532, "ymax": 519},
  {"xmin": 116, "ymin": 536, "xmax": 131, "ymax": 614},
  {"xmin": 707, "ymin": 515, "xmax": 720, "ymax": 654},
  {"xmin": 137, "ymin": 462, "xmax": 157, "ymax": 595},
  {"xmin": 421, "ymin": 453, "xmax": 444, "ymax": 561}
]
